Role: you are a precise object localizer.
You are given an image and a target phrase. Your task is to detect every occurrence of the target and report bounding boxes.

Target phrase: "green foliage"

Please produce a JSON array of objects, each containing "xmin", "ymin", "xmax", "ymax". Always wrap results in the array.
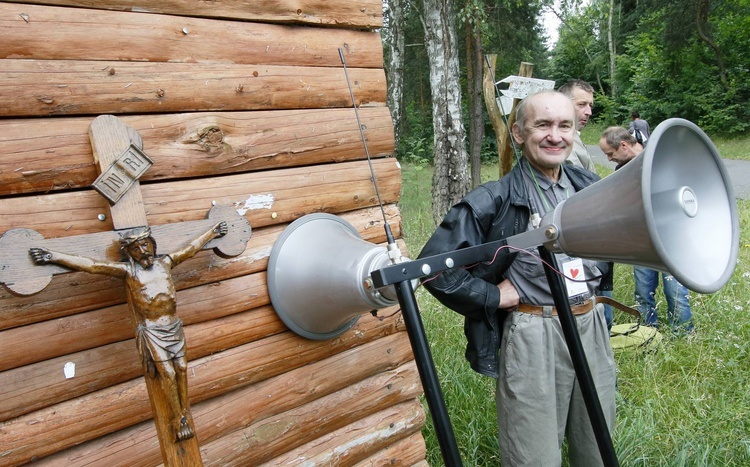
[
  {"xmin": 616, "ymin": 5, "xmax": 749, "ymax": 135},
  {"xmin": 397, "ymin": 96, "xmax": 508, "ymax": 167},
  {"xmin": 399, "ymin": 134, "xmax": 433, "ymax": 166},
  {"xmin": 397, "ymin": 101, "xmax": 432, "ymax": 162},
  {"xmin": 480, "ymin": 0, "xmax": 549, "ymax": 74},
  {"xmin": 545, "ymin": 0, "xmax": 750, "ymax": 135},
  {"xmin": 397, "ymin": 0, "xmax": 550, "ymax": 136},
  {"xmin": 545, "ymin": 2, "xmax": 609, "ymax": 88},
  {"xmin": 399, "ymin": 161, "xmax": 750, "ymax": 465},
  {"xmin": 547, "ymin": 0, "xmax": 749, "ymax": 136}
]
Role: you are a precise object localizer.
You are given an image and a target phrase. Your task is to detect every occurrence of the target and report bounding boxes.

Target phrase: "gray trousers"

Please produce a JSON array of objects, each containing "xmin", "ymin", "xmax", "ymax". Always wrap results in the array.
[{"xmin": 496, "ymin": 304, "xmax": 616, "ymax": 466}]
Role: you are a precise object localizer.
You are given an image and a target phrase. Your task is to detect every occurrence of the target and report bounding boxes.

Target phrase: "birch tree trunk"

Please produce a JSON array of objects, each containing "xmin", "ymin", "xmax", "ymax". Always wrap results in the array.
[
  {"xmin": 383, "ymin": 0, "xmax": 405, "ymax": 149},
  {"xmin": 466, "ymin": 22, "xmax": 484, "ymax": 190},
  {"xmin": 422, "ymin": 0, "xmax": 470, "ymax": 224},
  {"xmin": 607, "ymin": 0, "xmax": 617, "ymax": 98}
]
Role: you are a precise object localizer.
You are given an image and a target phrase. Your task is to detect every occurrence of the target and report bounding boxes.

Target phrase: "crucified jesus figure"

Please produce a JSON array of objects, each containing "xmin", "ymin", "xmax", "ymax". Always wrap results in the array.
[{"xmin": 30, "ymin": 221, "xmax": 227, "ymax": 442}]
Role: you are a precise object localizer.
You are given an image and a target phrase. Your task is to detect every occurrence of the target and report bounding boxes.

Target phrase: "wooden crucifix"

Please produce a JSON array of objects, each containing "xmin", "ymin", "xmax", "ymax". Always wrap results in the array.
[{"xmin": 0, "ymin": 115, "xmax": 252, "ymax": 466}]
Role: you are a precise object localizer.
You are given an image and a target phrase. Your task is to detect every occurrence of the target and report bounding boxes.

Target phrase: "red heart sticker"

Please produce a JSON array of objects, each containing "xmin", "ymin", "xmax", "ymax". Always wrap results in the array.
[{"xmin": 570, "ymin": 268, "xmax": 579, "ymax": 278}]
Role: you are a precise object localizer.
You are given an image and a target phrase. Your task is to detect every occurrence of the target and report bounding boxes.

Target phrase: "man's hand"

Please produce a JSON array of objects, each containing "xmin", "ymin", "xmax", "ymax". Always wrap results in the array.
[
  {"xmin": 214, "ymin": 221, "xmax": 228, "ymax": 238},
  {"xmin": 497, "ymin": 279, "xmax": 520, "ymax": 309},
  {"xmin": 29, "ymin": 247, "xmax": 53, "ymax": 264}
]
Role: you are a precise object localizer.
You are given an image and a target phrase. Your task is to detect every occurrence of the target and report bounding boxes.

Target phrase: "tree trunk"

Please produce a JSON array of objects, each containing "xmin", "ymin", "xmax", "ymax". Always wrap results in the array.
[
  {"xmin": 383, "ymin": 0, "xmax": 406, "ymax": 150},
  {"xmin": 696, "ymin": 0, "xmax": 729, "ymax": 91},
  {"xmin": 421, "ymin": 0, "xmax": 470, "ymax": 224},
  {"xmin": 607, "ymin": 0, "xmax": 617, "ymax": 98},
  {"xmin": 482, "ymin": 55, "xmax": 507, "ymax": 176},
  {"xmin": 466, "ymin": 22, "xmax": 484, "ymax": 189}
]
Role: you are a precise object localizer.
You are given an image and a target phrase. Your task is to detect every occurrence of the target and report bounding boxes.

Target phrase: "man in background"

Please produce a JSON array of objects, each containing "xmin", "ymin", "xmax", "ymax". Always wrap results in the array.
[
  {"xmin": 629, "ymin": 110, "xmax": 650, "ymax": 145},
  {"xmin": 558, "ymin": 79, "xmax": 596, "ymax": 172},
  {"xmin": 599, "ymin": 126, "xmax": 694, "ymax": 333},
  {"xmin": 600, "ymin": 125, "xmax": 644, "ymax": 169}
]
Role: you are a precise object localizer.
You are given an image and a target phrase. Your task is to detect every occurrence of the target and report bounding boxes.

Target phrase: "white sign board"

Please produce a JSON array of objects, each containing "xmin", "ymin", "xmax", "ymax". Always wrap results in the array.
[{"xmin": 495, "ymin": 76, "xmax": 555, "ymax": 115}]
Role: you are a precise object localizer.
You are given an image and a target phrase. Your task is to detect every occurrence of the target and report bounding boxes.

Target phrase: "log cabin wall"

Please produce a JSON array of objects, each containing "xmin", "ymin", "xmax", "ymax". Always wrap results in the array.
[{"xmin": 0, "ymin": 1, "xmax": 428, "ymax": 465}]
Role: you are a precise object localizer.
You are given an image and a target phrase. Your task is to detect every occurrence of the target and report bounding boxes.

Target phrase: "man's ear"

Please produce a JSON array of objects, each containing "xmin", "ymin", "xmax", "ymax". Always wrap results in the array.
[{"xmin": 511, "ymin": 122, "xmax": 524, "ymax": 145}]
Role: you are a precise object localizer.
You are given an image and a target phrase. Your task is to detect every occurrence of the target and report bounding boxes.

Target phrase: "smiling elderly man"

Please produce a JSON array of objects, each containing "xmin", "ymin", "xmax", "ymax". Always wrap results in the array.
[{"xmin": 419, "ymin": 90, "xmax": 616, "ymax": 466}]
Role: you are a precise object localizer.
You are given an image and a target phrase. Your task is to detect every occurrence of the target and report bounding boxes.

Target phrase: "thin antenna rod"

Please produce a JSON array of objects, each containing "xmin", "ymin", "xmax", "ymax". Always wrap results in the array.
[{"xmin": 339, "ymin": 47, "xmax": 396, "ymax": 245}]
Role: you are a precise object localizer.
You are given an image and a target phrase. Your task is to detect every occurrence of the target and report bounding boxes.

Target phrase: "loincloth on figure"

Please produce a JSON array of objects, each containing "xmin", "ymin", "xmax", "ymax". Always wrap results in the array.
[{"xmin": 135, "ymin": 318, "xmax": 186, "ymax": 363}]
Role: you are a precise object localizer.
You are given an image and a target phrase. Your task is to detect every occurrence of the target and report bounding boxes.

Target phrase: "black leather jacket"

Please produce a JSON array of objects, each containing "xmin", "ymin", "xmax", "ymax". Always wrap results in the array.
[{"xmin": 418, "ymin": 160, "xmax": 600, "ymax": 377}]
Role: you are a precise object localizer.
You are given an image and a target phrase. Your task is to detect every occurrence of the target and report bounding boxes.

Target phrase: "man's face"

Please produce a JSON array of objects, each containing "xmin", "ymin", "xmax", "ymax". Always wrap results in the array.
[
  {"xmin": 599, "ymin": 138, "xmax": 635, "ymax": 165},
  {"xmin": 569, "ymin": 87, "xmax": 594, "ymax": 130},
  {"xmin": 513, "ymin": 93, "xmax": 576, "ymax": 172},
  {"xmin": 127, "ymin": 238, "xmax": 155, "ymax": 268}
]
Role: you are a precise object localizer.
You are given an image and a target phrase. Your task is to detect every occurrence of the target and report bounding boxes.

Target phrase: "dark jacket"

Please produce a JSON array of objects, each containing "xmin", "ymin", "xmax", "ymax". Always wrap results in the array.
[{"xmin": 418, "ymin": 160, "xmax": 600, "ymax": 377}]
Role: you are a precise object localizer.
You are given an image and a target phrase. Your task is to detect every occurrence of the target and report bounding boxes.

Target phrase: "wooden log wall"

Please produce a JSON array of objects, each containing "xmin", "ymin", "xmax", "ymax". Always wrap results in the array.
[{"xmin": 0, "ymin": 1, "xmax": 427, "ymax": 465}]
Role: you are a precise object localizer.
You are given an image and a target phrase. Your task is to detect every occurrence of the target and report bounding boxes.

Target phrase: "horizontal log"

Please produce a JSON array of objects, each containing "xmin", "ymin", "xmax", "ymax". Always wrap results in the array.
[
  {"xmin": 0, "ymin": 161, "xmax": 402, "ymax": 305},
  {"xmin": 0, "ymin": 271, "xmax": 270, "ymax": 372},
  {"xmin": 9, "ymin": 328, "xmax": 412, "ymax": 465},
  {"xmin": 0, "ymin": 299, "xmax": 302, "ymax": 421},
  {"xmin": 258, "ymin": 399, "xmax": 426, "ymax": 466},
  {"xmin": 0, "ymin": 108, "xmax": 394, "ymax": 196},
  {"xmin": 11, "ymin": 0, "xmax": 384, "ymax": 28},
  {"xmin": 0, "ymin": 339, "xmax": 139, "ymax": 423},
  {"xmin": 0, "ymin": 206, "xmax": 403, "ymax": 330},
  {"xmin": 0, "ymin": 158, "xmax": 401, "ymax": 239},
  {"xmin": 0, "ymin": 59, "xmax": 386, "ymax": 118},
  {"xmin": 0, "ymin": 3, "xmax": 383, "ymax": 66},
  {"xmin": 0, "ymin": 236, "xmax": 408, "ymax": 417},
  {"xmin": 199, "ymin": 361, "xmax": 422, "ymax": 465},
  {"xmin": 351, "ymin": 434, "xmax": 428, "ymax": 467}
]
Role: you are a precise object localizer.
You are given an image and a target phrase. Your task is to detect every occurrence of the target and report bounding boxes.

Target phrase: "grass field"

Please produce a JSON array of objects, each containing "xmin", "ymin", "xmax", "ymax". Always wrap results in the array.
[{"xmin": 398, "ymin": 159, "xmax": 750, "ymax": 466}]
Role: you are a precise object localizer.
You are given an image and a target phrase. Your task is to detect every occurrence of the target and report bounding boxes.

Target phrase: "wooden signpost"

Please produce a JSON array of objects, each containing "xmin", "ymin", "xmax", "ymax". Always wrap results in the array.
[{"xmin": 0, "ymin": 115, "xmax": 252, "ymax": 466}]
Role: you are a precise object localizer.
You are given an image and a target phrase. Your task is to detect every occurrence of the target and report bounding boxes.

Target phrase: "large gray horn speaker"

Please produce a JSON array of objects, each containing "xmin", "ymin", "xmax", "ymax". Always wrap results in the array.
[
  {"xmin": 267, "ymin": 213, "xmax": 402, "ymax": 340},
  {"xmin": 544, "ymin": 118, "xmax": 739, "ymax": 294}
]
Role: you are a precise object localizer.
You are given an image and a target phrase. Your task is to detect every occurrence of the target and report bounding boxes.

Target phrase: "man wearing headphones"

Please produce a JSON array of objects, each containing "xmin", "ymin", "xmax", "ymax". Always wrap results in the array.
[{"xmin": 599, "ymin": 126, "xmax": 694, "ymax": 332}]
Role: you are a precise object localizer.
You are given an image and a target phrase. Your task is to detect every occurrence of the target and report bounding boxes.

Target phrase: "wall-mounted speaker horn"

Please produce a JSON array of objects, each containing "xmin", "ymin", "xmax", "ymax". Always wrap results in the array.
[
  {"xmin": 267, "ymin": 213, "xmax": 401, "ymax": 340},
  {"xmin": 544, "ymin": 118, "xmax": 739, "ymax": 294}
]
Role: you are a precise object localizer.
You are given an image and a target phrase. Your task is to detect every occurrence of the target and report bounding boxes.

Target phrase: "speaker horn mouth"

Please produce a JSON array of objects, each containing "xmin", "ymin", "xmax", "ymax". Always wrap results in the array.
[
  {"xmin": 641, "ymin": 118, "xmax": 739, "ymax": 293},
  {"xmin": 267, "ymin": 213, "xmax": 402, "ymax": 340},
  {"xmin": 548, "ymin": 118, "xmax": 738, "ymax": 294}
]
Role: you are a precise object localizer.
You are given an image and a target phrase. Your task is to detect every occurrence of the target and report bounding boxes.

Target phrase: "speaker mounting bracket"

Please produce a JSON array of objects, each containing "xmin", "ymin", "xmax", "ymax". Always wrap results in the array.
[{"xmin": 371, "ymin": 225, "xmax": 554, "ymax": 288}]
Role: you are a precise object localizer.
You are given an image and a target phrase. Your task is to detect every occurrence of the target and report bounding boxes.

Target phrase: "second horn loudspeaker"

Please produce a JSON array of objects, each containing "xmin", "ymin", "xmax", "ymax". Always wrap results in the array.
[
  {"xmin": 544, "ymin": 118, "xmax": 738, "ymax": 294},
  {"xmin": 267, "ymin": 213, "xmax": 402, "ymax": 340}
]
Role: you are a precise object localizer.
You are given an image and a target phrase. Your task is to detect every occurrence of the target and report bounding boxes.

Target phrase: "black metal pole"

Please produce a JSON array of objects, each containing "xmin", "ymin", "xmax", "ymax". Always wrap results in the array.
[
  {"xmin": 537, "ymin": 246, "xmax": 619, "ymax": 467},
  {"xmin": 394, "ymin": 279, "xmax": 464, "ymax": 467}
]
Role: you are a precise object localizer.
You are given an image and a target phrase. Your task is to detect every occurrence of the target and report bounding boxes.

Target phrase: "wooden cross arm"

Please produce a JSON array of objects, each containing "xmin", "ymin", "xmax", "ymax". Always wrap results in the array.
[{"xmin": 0, "ymin": 204, "xmax": 251, "ymax": 296}]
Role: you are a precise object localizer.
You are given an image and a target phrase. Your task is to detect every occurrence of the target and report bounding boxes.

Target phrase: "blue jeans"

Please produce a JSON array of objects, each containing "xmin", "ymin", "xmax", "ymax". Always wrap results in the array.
[
  {"xmin": 600, "ymin": 289, "xmax": 614, "ymax": 331},
  {"xmin": 633, "ymin": 266, "xmax": 694, "ymax": 332}
]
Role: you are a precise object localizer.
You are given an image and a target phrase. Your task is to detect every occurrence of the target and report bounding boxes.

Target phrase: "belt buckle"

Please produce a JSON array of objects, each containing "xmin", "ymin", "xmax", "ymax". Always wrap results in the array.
[{"xmin": 569, "ymin": 294, "xmax": 590, "ymax": 307}]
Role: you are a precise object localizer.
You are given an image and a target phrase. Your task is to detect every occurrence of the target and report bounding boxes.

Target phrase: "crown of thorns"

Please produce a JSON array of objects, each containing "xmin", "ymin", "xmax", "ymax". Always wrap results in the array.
[{"xmin": 120, "ymin": 227, "xmax": 152, "ymax": 247}]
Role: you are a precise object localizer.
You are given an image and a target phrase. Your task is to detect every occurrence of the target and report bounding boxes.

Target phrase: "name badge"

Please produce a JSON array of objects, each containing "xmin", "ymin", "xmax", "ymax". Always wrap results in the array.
[{"xmin": 561, "ymin": 257, "xmax": 589, "ymax": 298}]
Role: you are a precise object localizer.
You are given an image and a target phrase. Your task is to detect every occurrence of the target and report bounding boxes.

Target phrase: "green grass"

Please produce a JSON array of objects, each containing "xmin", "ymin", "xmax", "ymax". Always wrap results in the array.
[{"xmin": 398, "ymin": 160, "xmax": 750, "ymax": 466}]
